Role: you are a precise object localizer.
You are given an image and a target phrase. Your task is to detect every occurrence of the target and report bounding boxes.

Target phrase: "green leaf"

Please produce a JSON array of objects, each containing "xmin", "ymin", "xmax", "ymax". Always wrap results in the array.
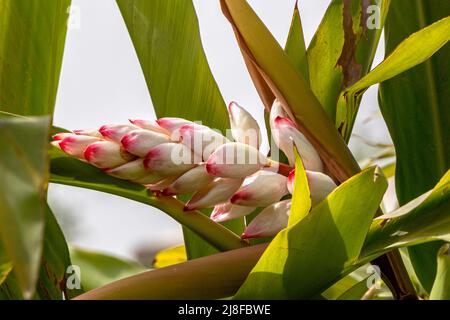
[
  {"xmin": 49, "ymin": 147, "xmax": 246, "ymax": 253},
  {"xmin": 0, "ymin": 246, "xmax": 12, "ymax": 287},
  {"xmin": 0, "ymin": 0, "xmax": 71, "ymax": 116},
  {"xmin": 39, "ymin": 205, "xmax": 83, "ymax": 299},
  {"xmin": 0, "ymin": 116, "xmax": 50, "ymax": 298},
  {"xmin": 69, "ymin": 247, "xmax": 146, "ymax": 292},
  {"xmin": 336, "ymin": 278, "xmax": 371, "ymax": 300},
  {"xmin": 117, "ymin": 0, "xmax": 244, "ymax": 259},
  {"xmin": 285, "ymin": 2, "xmax": 309, "ymax": 84},
  {"xmin": 378, "ymin": 1, "xmax": 450, "ymax": 292},
  {"xmin": 430, "ymin": 244, "xmax": 450, "ymax": 300},
  {"xmin": 288, "ymin": 149, "xmax": 311, "ymax": 226},
  {"xmin": 308, "ymin": 0, "xmax": 390, "ymax": 120},
  {"xmin": 221, "ymin": 0, "xmax": 359, "ymax": 183},
  {"xmin": 336, "ymin": 14, "xmax": 450, "ymax": 141},
  {"xmin": 0, "ymin": 206, "xmax": 82, "ymax": 300},
  {"xmin": 362, "ymin": 170, "xmax": 450, "ymax": 256},
  {"xmin": 234, "ymin": 167, "xmax": 387, "ymax": 299}
]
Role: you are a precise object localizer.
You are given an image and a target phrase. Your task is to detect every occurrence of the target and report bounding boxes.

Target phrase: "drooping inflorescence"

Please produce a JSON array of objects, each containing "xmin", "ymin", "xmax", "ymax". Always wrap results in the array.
[{"xmin": 52, "ymin": 100, "xmax": 337, "ymax": 239}]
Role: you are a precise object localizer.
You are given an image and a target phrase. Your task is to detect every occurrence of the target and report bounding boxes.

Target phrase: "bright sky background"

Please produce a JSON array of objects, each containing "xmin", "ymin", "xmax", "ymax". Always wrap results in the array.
[{"xmin": 49, "ymin": 0, "xmax": 392, "ymax": 263}]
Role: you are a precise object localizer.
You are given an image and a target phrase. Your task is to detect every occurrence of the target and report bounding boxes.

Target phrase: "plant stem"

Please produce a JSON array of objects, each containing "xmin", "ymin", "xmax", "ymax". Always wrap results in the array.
[{"xmin": 49, "ymin": 178, "xmax": 248, "ymax": 253}]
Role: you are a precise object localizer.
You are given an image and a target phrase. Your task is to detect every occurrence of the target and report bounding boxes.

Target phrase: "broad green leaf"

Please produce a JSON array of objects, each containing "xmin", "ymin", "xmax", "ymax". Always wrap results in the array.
[
  {"xmin": 221, "ymin": 0, "xmax": 359, "ymax": 183},
  {"xmin": 320, "ymin": 268, "xmax": 363, "ymax": 300},
  {"xmin": 0, "ymin": 117, "xmax": 50, "ymax": 298},
  {"xmin": 308, "ymin": 0, "xmax": 390, "ymax": 120},
  {"xmin": 288, "ymin": 149, "xmax": 311, "ymax": 226},
  {"xmin": 153, "ymin": 245, "xmax": 187, "ymax": 269},
  {"xmin": 0, "ymin": 0, "xmax": 71, "ymax": 116},
  {"xmin": 378, "ymin": 1, "xmax": 450, "ymax": 293},
  {"xmin": 74, "ymin": 244, "xmax": 267, "ymax": 300},
  {"xmin": 362, "ymin": 170, "xmax": 450, "ymax": 256},
  {"xmin": 235, "ymin": 167, "xmax": 387, "ymax": 299},
  {"xmin": 117, "ymin": 0, "xmax": 244, "ymax": 259},
  {"xmin": 49, "ymin": 147, "xmax": 246, "ymax": 253},
  {"xmin": 336, "ymin": 14, "xmax": 450, "ymax": 141},
  {"xmin": 285, "ymin": 2, "xmax": 309, "ymax": 84},
  {"xmin": 69, "ymin": 247, "xmax": 146, "ymax": 292},
  {"xmin": 39, "ymin": 206, "xmax": 83, "ymax": 299},
  {"xmin": 430, "ymin": 244, "xmax": 450, "ymax": 300}
]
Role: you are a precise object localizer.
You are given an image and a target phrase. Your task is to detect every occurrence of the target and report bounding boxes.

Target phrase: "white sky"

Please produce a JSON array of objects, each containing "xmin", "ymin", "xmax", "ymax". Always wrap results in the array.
[{"xmin": 49, "ymin": 0, "xmax": 391, "ymax": 261}]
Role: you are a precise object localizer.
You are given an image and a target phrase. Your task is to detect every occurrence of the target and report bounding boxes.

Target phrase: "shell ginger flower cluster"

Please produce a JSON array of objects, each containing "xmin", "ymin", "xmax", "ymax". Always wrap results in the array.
[{"xmin": 52, "ymin": 101, "xmax": 337, "ymax": 239}]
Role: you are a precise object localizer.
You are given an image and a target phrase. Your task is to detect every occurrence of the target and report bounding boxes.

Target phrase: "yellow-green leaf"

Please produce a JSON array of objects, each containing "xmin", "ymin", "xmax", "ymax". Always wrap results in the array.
[
  {"xmin": 235, "ymin": 167, "xmax": 387, "ymax": 299},
  {"xmin": 308, "ymin": 0, "xmax": 390, "ymax": 120},
  {"xmin": 153, "ymin": 245, "xmax": 187, "ymax": 269},
  {"xmin": 336, "ymin": 15, "xmax": 450, "ymax": 141}
]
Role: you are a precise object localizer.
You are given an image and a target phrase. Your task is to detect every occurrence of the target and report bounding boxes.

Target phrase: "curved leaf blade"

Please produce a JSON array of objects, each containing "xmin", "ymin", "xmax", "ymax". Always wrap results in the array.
[
  {"xmin": 220, "ymin": 0, "xmax": 360, "ymax": 183},
  {"xmin": 430, "ymin": 244, "xmax": 450, "ymax": 300},
  {"xmin": 0, "ymin": 116, "xmax": 50, "ymax": 298},
  {"xmin": 308, "ymin": 0, "xmax": 390, "ymax": 120},
  {"xmin": 378, "ymin": 1, "xmax": 450, "ymax": 292},
  {"xmin": 117, "ymin": 0, "xmax": 244, "ymax": 259},
  {"xmin": 74, "ymin": 244, "xmax": 267, "ymax": 300},
  {"xmin": 285, "ymin": 2, "xmax": 309, "ymax": 84},
  {"xmin": 49, "ymin": 147, "xmax": 247, "ymax": 253},
  {"xmin": 336, "ymin": 14, "xmax": 450, "ymax": 140},
  {"xmin": 235, "ymin": 167, "xmax": 387, "ymax": 299},
  {"xmin": 0, "ymin": 0, "xmax": 71, "ymax": 116}
]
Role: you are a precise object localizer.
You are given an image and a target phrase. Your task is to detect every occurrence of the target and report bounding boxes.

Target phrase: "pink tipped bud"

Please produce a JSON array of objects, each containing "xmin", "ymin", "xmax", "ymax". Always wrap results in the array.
[
  {"xmin": 287, "ymin": 170, "xmax": 337, "ymax": 206},
  {"xmin": 272, "ymin": 116, "xmax": 323, "ymax": 172},
  {"xmin": 230, "ymin": 171, "xmax": 288, "ymax": 207},
  {"xmin": 84, "ymin": 141, "xmax": 135, "ymax": 169},
  {"xmin": 99, "ymin": 124, "xmax": 138, "ymax": 143},
  {"xmin": 287, "ymin": 169, "xmax": 295, "ymax": 194},
  {"xmin": 52, "ymin": 132, "xmax": 73, "ymax": 141},
  {"xmin": 269, "ymin": 100, "xmax": 288, "ymax": 126},
  {"xmin": 156, "ymin": 118, "xmax": 193, "ymax": 140},
  {"xmin": 179, "ymin": 124, "xmax": 229, "ymax": 160},
  {"xmin": 129, "ymin": 119, "xmax": 169, "ymax": 135},
  {"xmin": 241, "ymin": 199, "xmax": 291, "ymax": 239},
  {"xmin": 73, "ymin": 129, "xmax": 103, "ymax": 138},
  {"xmin": 163, "ymin": 165, "xmax": 214, "ymax": 196},
  {"xmin": 228, "ymin": 102, "xmax": 261, "ymax": 149},
  {"xmin": 206, "ymin": 142, "xmax": 268, "ymax": 179},
  {"xmin": 121, "ymin": 129, "xmax": 171, "ymax": 157},
  {"xmin": 104, "ymin": 158, "xmax": 149, "ymax": 180},
  {"xmin": 210, "ymin": 202, "xmax": 255, "ymax": 223},
  {"xmin": 184, "ymin": 178, "xmax": 244, "ymax": 211},
  {"xmin": 144, "ymin": 143, "xmax": 198, "ymax": 177},
  {"xmin": 59, "ymin": 135, "xmax": 101, "ymax": 159}
]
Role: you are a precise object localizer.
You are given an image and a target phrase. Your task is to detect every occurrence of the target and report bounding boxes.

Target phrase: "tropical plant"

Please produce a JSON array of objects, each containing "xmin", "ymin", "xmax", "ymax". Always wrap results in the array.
[{"xmin": 0, "ymin": 0, "xmax": 449, "ymax": 300}]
